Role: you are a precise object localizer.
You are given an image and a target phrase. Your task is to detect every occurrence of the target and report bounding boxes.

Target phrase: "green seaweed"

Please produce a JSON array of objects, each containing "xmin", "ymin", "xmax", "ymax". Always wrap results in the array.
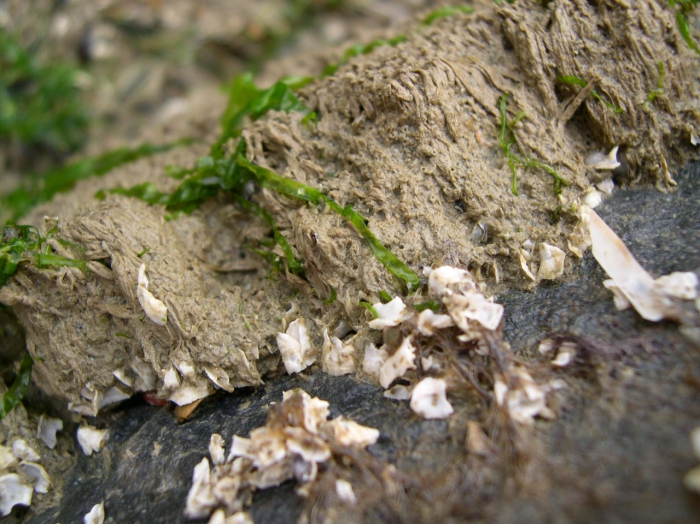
[
  {"xmin": 359, "ymin": 301, "xmax": 378, "ymax": 318},
  {"xmin": 379, "ymin": 290, "xmax": 392, "ymax": 302},
  {"xmin": 323, "ymin": 287, "xmax": 337, "ymax": 304},
  {"xmin": 1, "ymin": 222, "xmax": 88, "ymax": 288},
  {"xmin": 321, "ymin": 35, "xmax": 407, "ymax": 77},
  {"xmin": 2, "ymin": 140, "xmax": 190, "ymax": 221},
  {"xmin": 0, "ymin": 32, "xmax": 89, "ymax": 155},
  {"xmin": 556, "ymin": 75, "xmax": 623, "ymax": 113},
  {"xmin": 414, "ymin": 300, "xmax": 441, "ymax": 312},
  {"xmin": 0, "ymin": 351, "xmax": 33, "ymax": 420},
  {"xmin": 498, "ymin": 94, "xmax": 567, "ymax": 196},
  {"xmin": 670, "ymin": 1, "xmax": 700, "ymax": 54},
  {"xmin": 643, "ymin": 62, "xmax": 665, "ymax": 108},
  {"xmin": 236, "ymin": 156, "xmax": 420, "ymax": 291},
  {"xmin": 422, "ymin": 5, "xmax": 475, "ymax": 26}
]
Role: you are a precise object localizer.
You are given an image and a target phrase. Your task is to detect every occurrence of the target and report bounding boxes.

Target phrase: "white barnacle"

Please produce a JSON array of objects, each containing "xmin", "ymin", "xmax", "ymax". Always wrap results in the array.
[
  {"xmin": 655, "ymin": 272, "xmax": 698, "ymax": 300},
  {"xmin": 11, "ymin": 439, "xmax": 40, "ymax": 462},
  {"xmin": 209, "ymin": 434, "xmax": 226, "ymax": 466},
  {"xmin": 379, "ymin": 336, "xmax": 417, "ymax": 389},
  {"xmin": 368, "ymin": 297, "xmax": 407, "ymax": 330},
  {"xmin": 19, "ymin": 462, "xmax": 51, "ymax": 493},
  {"xmin": 335, "ymin": 479, "xmax": 357, "ymax": 505},
  {"xmin": 185, "ymin": 458, "xmax": 217, "ymax": 519},
  {"xmin": 586, "ymin": 145, "xmax": 620, "ymax": 170},
  {"xmin": 416, "ymin": 309, "xmax": 454, "ymax": 336},
  {"xmin": 276, "ymin": 319, "xmax": 315, "ymax": 375},
  {"xmin": 77, "ymin": 426, "xmax": 108, "ymax": 456},
  {"xmin": 410, "ymin": 378, "xmax": 454, "ymax": 419},
  {"xmin": 321, "ymin": 417, "xmax": 380, "ymax": 448},
  {"xmin": 0, "ymin": 474, "xmax": 33, "ymax": 517},
  {"xmin": 362, "ymin": 343, "xmax": 387, "ymax": 380},
  {"xmin": 136, "ymin": 263, "xmax": 168, "ymax": 325},
  {"xmin": 583, "ymin": 188, "xmax": 602, "ymax": 209},
  {"xmin": 537, "ymin": 243, "xmax": 566, "ymax": 280},
  {"xmin": 36, "ymin": 414, "xmax": 63, "ymax": 449},
  {"xmin": 322, "ymin": 329, "xmax": 357, "ymax": 376}
]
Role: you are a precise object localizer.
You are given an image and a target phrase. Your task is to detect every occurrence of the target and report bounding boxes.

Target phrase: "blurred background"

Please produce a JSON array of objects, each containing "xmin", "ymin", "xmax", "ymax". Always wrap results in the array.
[{"xmin": 0, "ymin": 0, "xmax": 446, "ymax": 198}]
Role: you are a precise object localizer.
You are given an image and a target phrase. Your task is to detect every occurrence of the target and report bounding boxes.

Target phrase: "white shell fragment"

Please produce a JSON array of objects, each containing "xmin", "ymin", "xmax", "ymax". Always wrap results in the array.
[
  {"xmin": 603, "ymin": 279, "xmax": 632, "ymax": 310},
  {"xmin": 384, "ymin": 385, "xmax": 412, "ymax": 400},
  {"xmin": 137, "ymin": 264, "xmax": 168, "ymax": 325},
  {"xmin": 186, "ymin": 458, "xmax": 217, "ymax": 519},
  {"xmin": 596, "ymin": 178, "xmax": 615, "ymax": 195},
  {"xmin": 98, "ymin": 386, "xmax": 131, "ymax": 409},
  {"xmin": 499, "ymin": 369, "xmax": 554, "ymax": 424},
  {"xmin": 322, "ymin": 417, "xmax": 380, "ymax": 448},
  {"xmin": 362, "ymin": 343, "xmax": 387, "ymax": 380},
  {"xmin": 537, "ymin": 243, "xmax": 566, "ymax": 280},
  {"xmin": 0, "ymin": 445, "xmax": 17, "ymax": 470},
  {"xmin": 583, "ymin": 188, "xmax": 602, "ymax": 209},
  {"xmin": 322, "ymin": 329, "xmax": 356, "ymax": 376},
  {"xmin": 410, "ymin": 378, "xmax": 454, "ymax": 419},
  {"xmin": 276, "ymin": 318, "xmax": 315, "ymax": 374},
  {"xmin": 416, "ymin": 309, "xmax": 454, "ymax": 336},
  {"xmin": 77, "ymin": 426, "xmax": 108, "ymax": 456},
  {"xmin": 188, "ymin": 389, "xmax": 380, "ymax": 521},
  {"xmin": 335, "ymin": 479, "xmax": 357, "ymax": 505},
  {"xmin": 37, "ymin": 415, "xmax": 63, "ymax": 450},
  {"xmin": 168, "ymin": 381, "xmax": 211, "ymax": 406},
  {"xmin": 590, "ymin": 210, "xmax": 698, "ymax": 322},
  {"xmin": 551, "ymin": 342, "xmax": 577, "ymax": 367},
  {"xmin": 204, "ymin": 366, "xmax": 234, "ymax": 393},
  {"xmin": 519, "ymin": 252, "xmax": 537, "ymax": 281},
  {"xmin": 379, "ymin": 336, "xmax": 417, "ymax": 389},
  {"xmin": 685, "ymin": 427, "xmax": 700, "ymax": 493},
  {"xmin": 368, "ymin": 297, "xmax": 407, "ymax": 329},
  {"xmin": 209, "ymin": 434, "xmax": 226, "ymax": 466},
  {"xmin": 11, "ymin": 439, "xmax": 40, "ymax": 462},
  {"xmin": 84, "ymin": 502, "xmax": 105, "ymax": 524},
  {"xmin": 0, "ymin": 473, "xmax": 33, "ymax": 517},
  {"xmin": 567, "ymin": 205, "xmax": 592, "ymax": 258},
  {"xmin": 691, "ymin": 132, "xmax": 699, "ymax": 146},
  {"xmin": 655, "ymin": 272, "xmax": 698, "ymax": 300},
  {"xmin": 163, "ymin": 367, "xmax": 181, "ymax": 390},
  {"xmin": 586, "ymin": 145, "xmax": 620, "ymax": 170},
  {"xmin": 19, "ymin": 462, "xmax": 51, "ymax": 493},
  {"xmin": 444, "ymin": 292, "xmax": 503, "ymax": 331}
]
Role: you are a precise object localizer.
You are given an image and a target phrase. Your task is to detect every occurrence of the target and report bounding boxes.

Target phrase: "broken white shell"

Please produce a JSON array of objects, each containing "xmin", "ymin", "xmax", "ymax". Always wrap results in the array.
[
  {"xmin": 596, "ymin": 178, "xmax": 615, "ymax": 195},
  {"xmin": 322, "ymin": 329, "xmax": 356, "ymax": 376},
  {"xmin": 383, "ymin": 384, "xmax": 412, "ymax": 400},
  {"xmin": 603, "ymin": 279, "xmax": 632, "ymax": 310},
  {"xmin": 655, "ymin": 272, "xmax": 698, "ymax": 300},
  {"xmin": 97, "ymin": 386, "xmax": 130, "ymax": 409},
  {"xmin": 168, "ymin": 382, "xmax": 211, "ymax": 406},
  {"xmin": 335, "ymin": 479, "xmax": 357, "ymax": 505},
  {"xmin": 416, "ymin": 309, "xmax": 454, "ymax": 336},
  {"xmin": 505, "ymin": 369, "xmax": 552, "ymax": 424},
  {"xmin": 410, "ymin": 378, "xmax": 454, "ymax": 419},
  {"xmin": 0, "ymin": 445, "xmax": 18, "ymax": 470},
  {"xmin": 537, "ymin": 243, "xmax": 566, "ymax": 280},
  {"xmin": 428, "ymin": 266, "xmax": 476, "ymax": 298},
  {"xmin": 368, "ymin": 297, "xmax": 407, "ymax": 330},
  {"xmin": 282, "ymin": 389, "xmax": 330, "ymax": 434},
  {"xmin": 137, "ymin": 264, "xmax": 168, "ymax": 325},
  {"xmin": 583, "ymin": 188, "xmax": 602, "ymax": 209},
  {"xmin": 204, "ymin": 366, "xmax": 234, "ymax": 393},
  {"xmin": 130, "ymin": 357, "xmax": 157, "ymax": 392},
  {"xmin": 443, "ymin": 292, "xmax": 504, "ymax": 331},
  {"xmin": 84, "ymin": 502, "xmax": 105, "ymax": 524},
  {"xmin": 691, "ymin": 132, "xmax": 699, "ymax": 146},
  {"xmin": 19, "ymin": 462, "xmax": 51, "ymax": 493},
  {"xmin": 590, "ymin": 210, "xmax": 675, "ymax": 322},
  {"xmin": 77, "ymin": 426, "xmax": 108, "ymax": 456},
  {"xmin": 185, "ymin": 458, "xmax": 217, "ymax": 519},
  {"xmin": 11, "ymin": 439, "xmax": 40, "ymax": 462},
  {"xmin": 112, "ymin": 369, "xmax": 133, "ymax": 388},
  {"xmin": 276, "ymin": 318, "xmax": 315, "ymax": 374},
  {"xmin": 209, "ymin": 434, "xmax": 226, "ymax": 466},
  {"xmin": 0, "ymin": 473, "xmax": 33, "ymax": 516},
  {"xmin": 519, "ymin": 252, "xmax": 537, "ymax": 281},
  {"xmin": 567, "ymin": 205, "xmax": 592, "ymax": 258},
  {"xmin": 551, "ymin": 342, "xmax": 576, "ymax": 367},
  {"xmin": 379, "ymin": 336, "xmax": 417, "ymax": 389},
  {"xmin": 322, "ymin": 417, "xmax": 380, "ymax": 448},
  {"xmin": 162, "ymin": 367, "xmax": 181, "ymax": 391},
  {"xmin": 586, "ymin": 145, "xmax": 620, "ymax": 170},
  {"xmin": 362, "ymin": 343, "xmax": 387, "ymax": 380}
]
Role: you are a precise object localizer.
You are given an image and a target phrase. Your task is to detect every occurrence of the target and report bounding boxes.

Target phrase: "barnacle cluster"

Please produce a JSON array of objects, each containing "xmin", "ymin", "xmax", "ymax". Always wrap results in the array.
[{"xmin": 185, "ymin": 389, "xmax": 379, "ymax": 522}]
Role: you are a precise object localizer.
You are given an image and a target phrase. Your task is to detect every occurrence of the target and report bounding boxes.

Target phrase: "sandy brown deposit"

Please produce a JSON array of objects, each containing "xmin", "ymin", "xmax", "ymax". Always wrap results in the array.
[{"xmin": 1, "ymin": 1, "xmax": 698, "ymax": 413}]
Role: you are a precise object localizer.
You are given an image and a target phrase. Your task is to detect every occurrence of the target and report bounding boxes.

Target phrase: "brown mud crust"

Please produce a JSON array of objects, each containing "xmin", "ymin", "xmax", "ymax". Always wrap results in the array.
[{"xmin": 0, "ymin": 1, "xmax": 699, "ymax": 521}]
